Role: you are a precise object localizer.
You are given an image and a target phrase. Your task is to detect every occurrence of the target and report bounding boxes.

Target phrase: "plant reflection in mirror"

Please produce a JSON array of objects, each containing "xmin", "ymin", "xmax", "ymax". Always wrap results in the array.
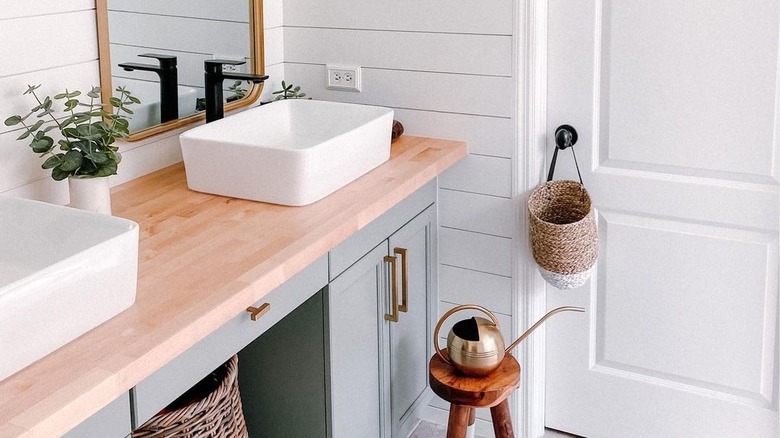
[{"xmin": 273, "ymin": 80, "xmax": 310, "ymax": 100}]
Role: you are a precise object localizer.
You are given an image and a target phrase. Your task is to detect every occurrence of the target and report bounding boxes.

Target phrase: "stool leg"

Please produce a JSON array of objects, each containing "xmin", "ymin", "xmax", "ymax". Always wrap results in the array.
[
  {"xmin": 447, "ymin": 404, "xmax": 471, "ymax": 438},
  {"xmin": 465, "ymin": 408, "xmax": 476, "ymax": 438},
  {"xmin": 489, "ymin": 400, "xmax": 514, "ymax": 438}
]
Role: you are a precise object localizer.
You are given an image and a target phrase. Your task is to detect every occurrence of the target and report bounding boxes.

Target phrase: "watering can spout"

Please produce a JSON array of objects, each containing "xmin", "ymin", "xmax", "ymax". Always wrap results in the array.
[{"xmin": 505, "ymin": 306, "xmax": 585, "ymax": 353}]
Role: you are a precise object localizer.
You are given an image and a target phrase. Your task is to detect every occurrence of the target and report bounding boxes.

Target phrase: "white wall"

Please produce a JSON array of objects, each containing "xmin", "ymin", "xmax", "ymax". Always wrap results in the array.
[
  {"xmin": 279, "ymin": 0, "xmax": 517, "ymax": 431},
  {"xmin": 0, "ymin": 0, "xmax": 283, "ymax": 203}
]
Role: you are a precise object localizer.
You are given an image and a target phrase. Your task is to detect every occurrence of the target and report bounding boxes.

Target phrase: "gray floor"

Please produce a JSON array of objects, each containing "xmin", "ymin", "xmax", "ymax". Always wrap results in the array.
[{"xmin": 409, "ymin": 420, "xmax": 580, "ymax": 438}]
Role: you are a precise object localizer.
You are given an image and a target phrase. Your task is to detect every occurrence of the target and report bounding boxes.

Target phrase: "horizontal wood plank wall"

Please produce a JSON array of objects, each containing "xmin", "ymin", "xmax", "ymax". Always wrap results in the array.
[
  {"xmin": 0, "ymin": 6, "xmax": 99, "ymax": 203},
  {"xmin": 262, "ymin": 0, "xmax": 286, "ymax": 102},
  {"xmin": 0, "ymin": 0, "xmax": 283, "ymax": 202},
  {"xmin": 282, "ymin": 0, "xmax": 516, "ymax": 425}
]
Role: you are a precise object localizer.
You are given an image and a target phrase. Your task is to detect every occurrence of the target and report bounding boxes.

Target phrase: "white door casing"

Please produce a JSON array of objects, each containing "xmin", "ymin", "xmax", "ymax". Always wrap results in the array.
[{"xmin": 544, "ymin": 1, "xmax": 780, "ymax": 437}]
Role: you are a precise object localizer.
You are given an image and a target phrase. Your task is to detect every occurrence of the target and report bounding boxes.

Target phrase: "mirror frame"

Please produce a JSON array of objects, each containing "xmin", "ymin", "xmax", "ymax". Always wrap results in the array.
[{"xmin": 95, "ymin": 0, "xmax": 265, "ymax": 141}]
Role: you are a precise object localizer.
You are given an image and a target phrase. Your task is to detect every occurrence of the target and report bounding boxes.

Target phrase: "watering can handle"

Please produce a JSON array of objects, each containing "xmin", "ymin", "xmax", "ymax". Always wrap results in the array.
[{"xmin": 433, "ymin": 304, "xmax": 501, "ymax": 366}]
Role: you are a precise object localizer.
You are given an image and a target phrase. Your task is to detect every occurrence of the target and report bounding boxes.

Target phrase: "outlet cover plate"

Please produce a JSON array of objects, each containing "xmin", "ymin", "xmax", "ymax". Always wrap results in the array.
[{"xmin": 326, "ymin": 64, "xmax": 361, "ymax": 92}]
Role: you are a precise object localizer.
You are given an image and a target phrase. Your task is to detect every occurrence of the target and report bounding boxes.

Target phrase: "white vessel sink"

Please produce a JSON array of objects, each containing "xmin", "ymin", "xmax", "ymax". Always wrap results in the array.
[
  {"xmin": 0, "ymin": 197, "xmax": 139, "ymax": 381},
  {"xmin": 179, "ymin": 99, "xmax": 394, "ymax": 206}
]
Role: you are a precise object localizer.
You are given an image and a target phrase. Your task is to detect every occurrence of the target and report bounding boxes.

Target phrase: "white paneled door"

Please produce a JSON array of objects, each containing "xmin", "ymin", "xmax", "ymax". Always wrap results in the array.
[{"xmin": 544, "ymin": 1, "xmax": 780, "ymax": 437}]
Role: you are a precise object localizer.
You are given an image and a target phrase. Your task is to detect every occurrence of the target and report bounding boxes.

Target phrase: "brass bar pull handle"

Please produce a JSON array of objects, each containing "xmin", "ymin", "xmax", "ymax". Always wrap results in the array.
[
  {"xmin": 246, "ymin": 302, "xmax": 271, "ymax": 321},
  {"xmin": 394, "ymin": 247, "xmax": 409, "ymax": 312},
  {"xmin": 384, "ymin": 255, "xmax": 399, "ymax": 322}
]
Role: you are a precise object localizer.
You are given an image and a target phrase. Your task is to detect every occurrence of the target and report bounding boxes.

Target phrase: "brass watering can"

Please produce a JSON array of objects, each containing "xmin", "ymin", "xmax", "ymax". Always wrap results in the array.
[{"xmin": 433, "ymin": 304, "xmax": 584, "ymax": 376}]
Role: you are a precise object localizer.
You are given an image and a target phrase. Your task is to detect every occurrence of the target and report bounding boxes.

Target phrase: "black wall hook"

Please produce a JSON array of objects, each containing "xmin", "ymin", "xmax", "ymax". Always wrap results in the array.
[
  {"xmin": 554, "ymin": 124, "xmax": 578, "ymax": 150},
  {"xmin": 547, "ymin": 124, "xmax": 583, "ymax": 184}
]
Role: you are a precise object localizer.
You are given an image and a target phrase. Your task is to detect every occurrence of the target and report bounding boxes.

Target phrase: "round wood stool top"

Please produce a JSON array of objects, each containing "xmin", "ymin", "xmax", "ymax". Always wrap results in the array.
[{"xmin": 429, "ymin": 352, "xmax": 521, "ymax": 408}]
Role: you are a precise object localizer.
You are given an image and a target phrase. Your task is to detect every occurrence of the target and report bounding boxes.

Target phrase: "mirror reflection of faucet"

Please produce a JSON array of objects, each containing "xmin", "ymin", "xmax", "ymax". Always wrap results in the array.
[
  {"xmin": 118, "ymin": 53, "xmax": 179, "ymax": 124},
  {"xmin": 204, "ymin": 59, "xmax": 268, "ymax": 122}
]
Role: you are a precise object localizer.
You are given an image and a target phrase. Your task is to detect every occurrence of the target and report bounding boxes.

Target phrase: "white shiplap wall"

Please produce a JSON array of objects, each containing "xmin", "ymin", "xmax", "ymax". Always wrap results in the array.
[
  {"xmin": 280, "ymin": 0, "xmax": 517, "ymax": 431},
  {"xmin": 0, "ymin": 0, "xmax": 284, "ymax": 203}
]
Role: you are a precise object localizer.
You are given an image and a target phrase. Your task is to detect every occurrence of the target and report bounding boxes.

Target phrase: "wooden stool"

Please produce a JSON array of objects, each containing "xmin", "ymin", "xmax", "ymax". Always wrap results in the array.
[{"xmin": 429, "ymin": 353, "xmax": 521, "ymax": 438}]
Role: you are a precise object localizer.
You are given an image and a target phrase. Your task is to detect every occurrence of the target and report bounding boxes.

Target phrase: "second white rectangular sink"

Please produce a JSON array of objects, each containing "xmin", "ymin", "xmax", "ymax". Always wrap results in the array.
[
  {"xmin": 0, "ymin": 197, "xmax": 139, "ymax": 381},
  {"xmin": 179, "ymin": 99, "xmax": 394, "ymax": 206}
]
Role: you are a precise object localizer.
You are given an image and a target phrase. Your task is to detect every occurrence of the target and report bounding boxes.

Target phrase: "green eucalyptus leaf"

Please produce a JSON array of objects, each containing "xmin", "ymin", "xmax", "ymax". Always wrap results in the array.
[
  {"xmin": 42, "ymin": 154, "xmax": 63, "ymax": 169},
  {"xmin": 76, "ymin": 160, "xmax": 96, "ymax": 175},
  {"xmin": 36, "ymin": 108, "xmax": 54, "ymax": 118},
  {"xmin": 24, "ymin": 84, "xmax": 41, "ymax": 95},
  {"xmin": 119, "ymin": 107, "xmax": 134, "ymax": 115},
  {"xmin": 58, "ymin": 139, "xmax": 71, "ymax": 150},
  {"xmin": 62, "ymin": 127, "xmax": 80, "ymax": 138},
  {"xmin": 109, "ymin": 97, "xmax": 122, "ymax": 108},
  {"xmin": 28, "ymin": 119, "xmax": 44, "ymax": 132},
  {"xmin": 73, "ymin": 114, "xmax": 91, "ymax": 124},
  {"xmin": 59, "ymin": 150, "xmax": 84, "ymax": 171},
  {"xmin": 95, "ymin": 160, "xmax": 118, "ymax": 177},
  {"xmin": 4, "ymin": 115, "xmax": 22, "ymax": 126},
  {"xmin": 51, "ymin": 167, "xmax": 70, "ymax": 181},
  {"xmin": 54, "ymin": 92, "xmax": 68, "ymax": 100},
  {"xmin": 16, "ymin": 130, "xmax": 32, "ymax": 140},
  {"xmin": 68, "ymin": 90, "xmax": 82, "ymax": 98},
  {"xmin": 88, "ymin": 151, "xmax": 109, "ymax": 164},
  {"xmin": 30, "ymin": 136, "xmax": 54, "ymax": 153},
  {"xmin": 128, "ymin": 96, "xmax": 141, "ymax": 104}
]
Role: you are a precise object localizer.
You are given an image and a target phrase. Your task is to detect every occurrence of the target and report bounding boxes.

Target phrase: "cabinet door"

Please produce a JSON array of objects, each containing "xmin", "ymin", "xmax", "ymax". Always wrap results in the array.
[
  {"xmin": 327, "ymin": 242, "xmax": 388, "ymax": 438},
  {"xmin": 388, "ymin": 206, "xmax": 436, "ymax": 437}
]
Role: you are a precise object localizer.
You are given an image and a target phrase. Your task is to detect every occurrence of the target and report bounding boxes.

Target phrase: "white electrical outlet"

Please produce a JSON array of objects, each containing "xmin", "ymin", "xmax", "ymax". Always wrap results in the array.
[{"xmin": 327, "ymin": 64, "xmax": 361, "ymax": 91}]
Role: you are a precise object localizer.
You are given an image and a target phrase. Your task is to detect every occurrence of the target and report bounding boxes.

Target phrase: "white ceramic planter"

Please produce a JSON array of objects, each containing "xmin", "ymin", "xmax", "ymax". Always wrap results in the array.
[{"xmin": 68, "ymin": 176, "xmax": 112, "ymax": 215}]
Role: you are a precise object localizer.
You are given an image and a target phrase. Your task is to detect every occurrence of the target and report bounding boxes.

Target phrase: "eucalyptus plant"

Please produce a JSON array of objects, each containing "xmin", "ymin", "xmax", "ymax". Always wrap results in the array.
[
  {"xmin": 272, "ymin": 80, "xmax": 309, "ymax": 100},
  {"xmin": 4, "ymin": 85, "xmax": 139, "ymax": 181}
]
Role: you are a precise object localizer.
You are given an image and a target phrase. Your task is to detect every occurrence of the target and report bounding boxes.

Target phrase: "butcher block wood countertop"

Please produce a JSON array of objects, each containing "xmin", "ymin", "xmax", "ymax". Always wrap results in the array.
[{"xmin": 0, "ymin": 136, "xmax": 466, "ymax": 437}]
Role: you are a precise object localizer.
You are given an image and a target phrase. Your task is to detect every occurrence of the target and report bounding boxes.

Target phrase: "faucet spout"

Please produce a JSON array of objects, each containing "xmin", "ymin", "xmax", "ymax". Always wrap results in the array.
[
  {"xmin": 117, "ymin": 54, "xmax": 179, "ymax": 124},
  {"xmin": 204, "ymin": 59, "xmax": 268, "ymax": 123}
]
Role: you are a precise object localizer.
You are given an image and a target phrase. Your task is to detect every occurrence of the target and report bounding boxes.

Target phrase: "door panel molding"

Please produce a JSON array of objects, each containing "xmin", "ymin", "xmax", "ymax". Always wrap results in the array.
[
  {"xmin": 596, "ymin": 0, "xmax": 780, "ymax": 181},
  {"xmin": 592, "ymin": 210, "xmax": 778, "ymax": 408}
]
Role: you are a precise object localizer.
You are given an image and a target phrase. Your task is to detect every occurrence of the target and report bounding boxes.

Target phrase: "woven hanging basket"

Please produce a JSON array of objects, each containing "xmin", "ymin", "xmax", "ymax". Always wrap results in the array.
[
  {"xmin": 528, "ymin": 180, "xmax": 598, "ymax": 289},
  {"xmin": 133, "ymin": 355, "xmax": 249, "ymax": 438}
]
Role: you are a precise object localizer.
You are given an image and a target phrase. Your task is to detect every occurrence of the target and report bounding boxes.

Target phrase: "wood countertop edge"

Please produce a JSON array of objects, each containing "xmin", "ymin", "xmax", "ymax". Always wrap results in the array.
[{"xmin": 0, "ymin": 136, "xmax": 467, "ymax": 438}]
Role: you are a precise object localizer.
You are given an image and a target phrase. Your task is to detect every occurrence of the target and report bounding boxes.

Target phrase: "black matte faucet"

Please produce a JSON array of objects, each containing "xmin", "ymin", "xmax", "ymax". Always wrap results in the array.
[
  {"xmin": 118, "ymin": 53, "xmax": 179, "ymax": 124},
  {"xmin": 204, "ymin": 59, "xmax": 268, "ymax": 123}
]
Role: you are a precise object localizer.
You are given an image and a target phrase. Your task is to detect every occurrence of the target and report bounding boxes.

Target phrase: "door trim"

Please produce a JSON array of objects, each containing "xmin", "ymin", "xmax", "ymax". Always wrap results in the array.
[{"xmin": 515, "ymin": 0, "xmax": 549, "ymax": 436}]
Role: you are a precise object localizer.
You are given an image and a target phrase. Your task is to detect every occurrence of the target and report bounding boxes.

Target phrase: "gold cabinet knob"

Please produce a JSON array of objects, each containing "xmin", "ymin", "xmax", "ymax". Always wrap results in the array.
[{"xmin": 246, "ymin": 302, "xmax": 271, "ymax": 321}]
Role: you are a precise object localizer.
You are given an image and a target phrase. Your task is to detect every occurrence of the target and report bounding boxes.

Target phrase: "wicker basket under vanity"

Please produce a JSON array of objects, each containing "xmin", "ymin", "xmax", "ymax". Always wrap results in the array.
[{"xmin": 133, "ymin": 355, "xmax": 249, "ymax": 438}]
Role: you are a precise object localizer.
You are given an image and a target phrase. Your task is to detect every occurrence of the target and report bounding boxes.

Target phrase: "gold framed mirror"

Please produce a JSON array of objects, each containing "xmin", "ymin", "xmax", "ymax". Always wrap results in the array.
[{"xmin": 96, "ymin": 0, "xmax": 265, "ymax": 141}]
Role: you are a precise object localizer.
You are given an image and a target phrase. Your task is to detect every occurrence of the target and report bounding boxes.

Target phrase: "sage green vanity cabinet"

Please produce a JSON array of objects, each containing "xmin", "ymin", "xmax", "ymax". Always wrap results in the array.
[
  {"xmin": 67, "ymin": 181, "xmax": 437, "ymax": 438},
  {"xmin": 328, "ymin": 181, "xmax": 436, "ymax": 438}
]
